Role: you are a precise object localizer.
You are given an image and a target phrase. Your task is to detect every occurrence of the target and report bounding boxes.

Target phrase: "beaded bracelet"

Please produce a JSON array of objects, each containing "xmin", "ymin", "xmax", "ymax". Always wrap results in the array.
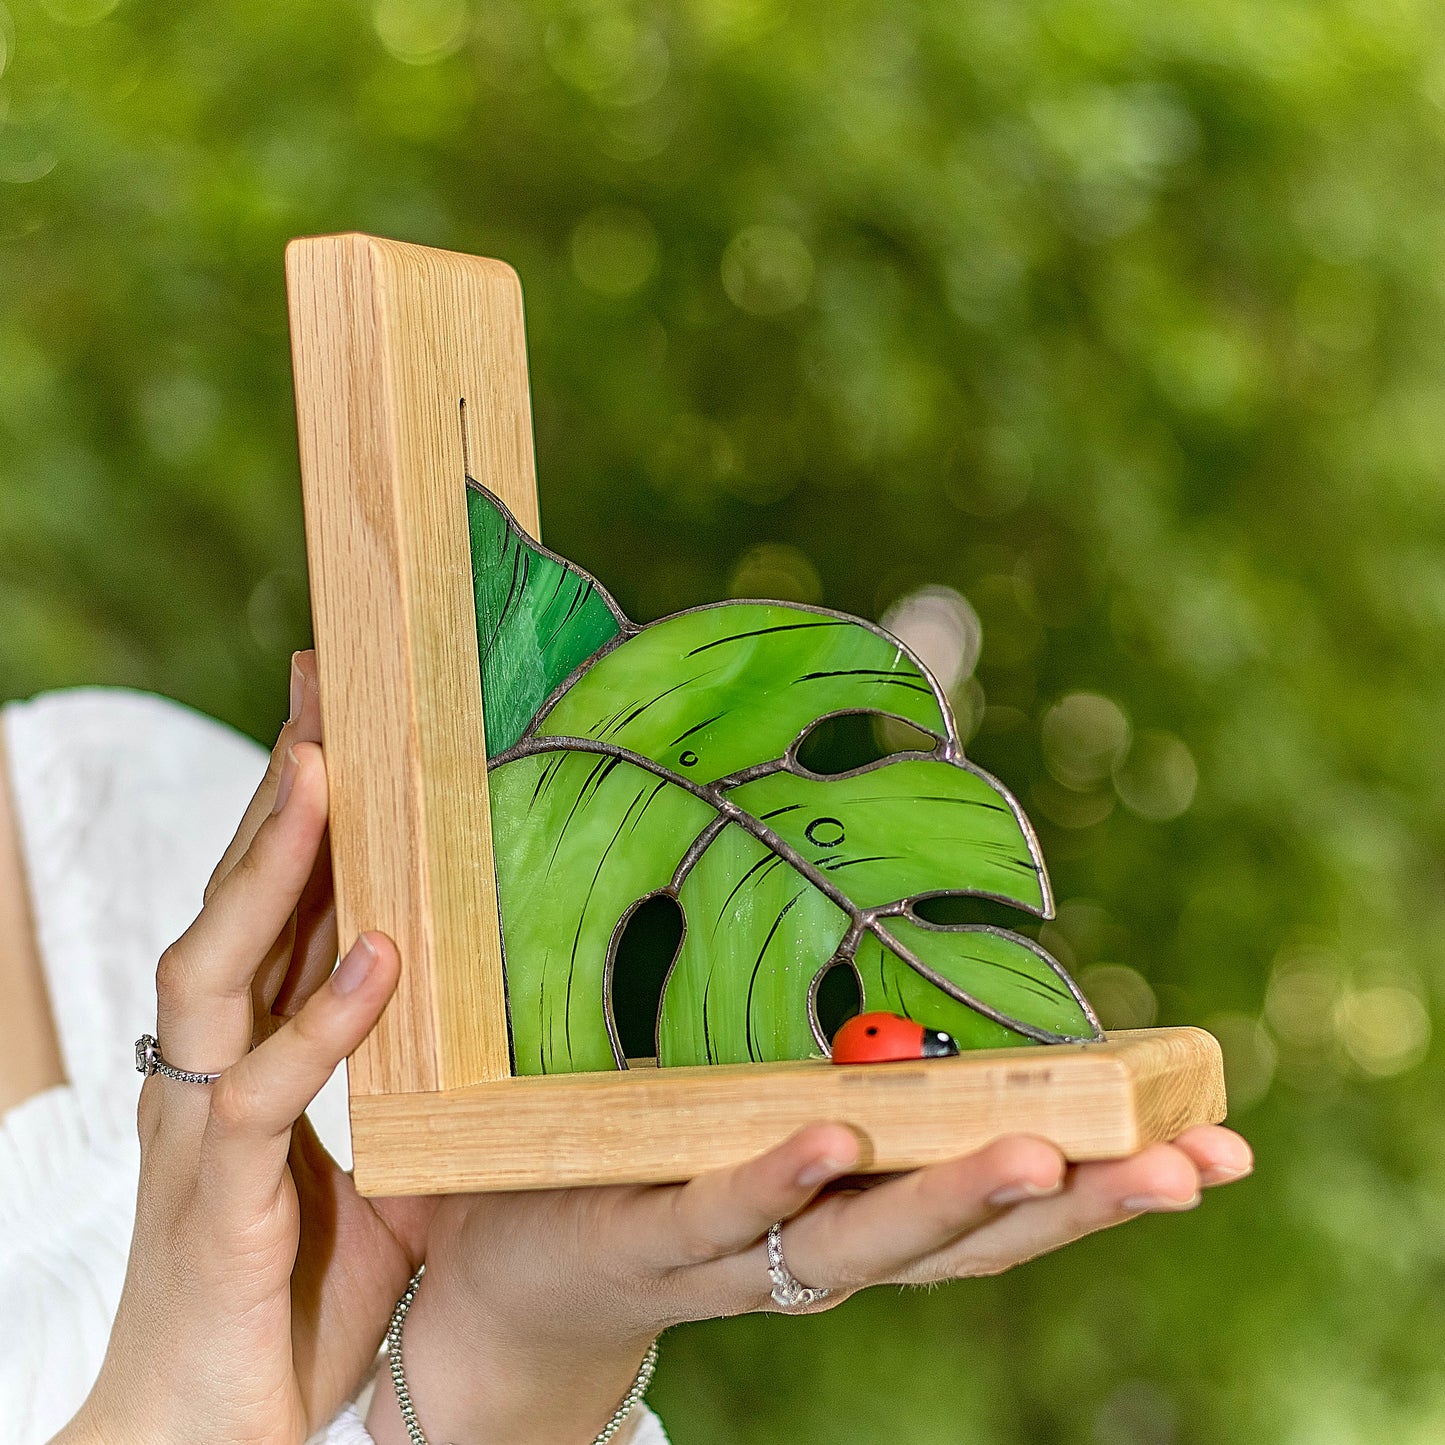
[{"xmin": 385, "ymin": 1265, "xmax": 659, "ymax": 1445}]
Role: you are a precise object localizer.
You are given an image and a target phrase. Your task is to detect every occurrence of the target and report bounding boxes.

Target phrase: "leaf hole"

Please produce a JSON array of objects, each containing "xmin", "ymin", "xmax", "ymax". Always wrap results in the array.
[
  {"xmin": 610, "ymin": 894, "xmax": 684, "ymax": 1061},
  {"xmin": 792, "ymin": 711, "xmax": 936, "ymax": 776},
  {"xmin": 909, "ymin": 895, "xmax": 1044, "ymax": 936},
  {"xmin": 813, "ymin": 959, "xmax": 862, "ymax": 1042}
]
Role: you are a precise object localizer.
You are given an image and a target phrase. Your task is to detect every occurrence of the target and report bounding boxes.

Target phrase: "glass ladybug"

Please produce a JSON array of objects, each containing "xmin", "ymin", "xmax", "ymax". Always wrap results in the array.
[{"xmin": 830, "ymin": 1011, "xmax": 960, "ymax": 1063}]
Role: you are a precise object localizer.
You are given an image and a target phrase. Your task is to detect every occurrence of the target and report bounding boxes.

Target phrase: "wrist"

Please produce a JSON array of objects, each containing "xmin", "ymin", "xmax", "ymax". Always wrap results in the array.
[
  {"xmin": 366, "ymin": 1268, "xmax": 656, "ymax": 1445},
  {"xmin": 47, "ymin": 1398, "xmax": 147, "ymax": 1445}
]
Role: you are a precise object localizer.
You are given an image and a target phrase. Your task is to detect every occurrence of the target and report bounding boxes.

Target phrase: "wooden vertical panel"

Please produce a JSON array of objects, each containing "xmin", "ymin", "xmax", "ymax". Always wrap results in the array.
[{"xmin": 286, "ymin": 233, "xmax": 537, "ymax": 1096}]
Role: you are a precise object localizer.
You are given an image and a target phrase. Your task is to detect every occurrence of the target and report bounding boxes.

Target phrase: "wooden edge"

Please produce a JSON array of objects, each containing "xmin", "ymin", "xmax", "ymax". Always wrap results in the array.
[
  {"xmin": 287, "ymin": 232, "xmax": 535, "ymax": 1097},
  {"xmin": 348, "ymin": 1026, "xmax": 1228, "ymax": 1196}
]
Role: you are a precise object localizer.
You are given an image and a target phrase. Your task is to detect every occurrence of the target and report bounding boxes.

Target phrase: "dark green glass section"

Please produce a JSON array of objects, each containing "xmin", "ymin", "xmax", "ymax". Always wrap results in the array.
[
  {"xmin": 658, "ymin": 825, "xmax": 849, "ymax": 1065},
  {"xmin": 857, "ymin": 917, "xmax": 1100, "ymax": 1046},
  {"xmin": 489, "ymin": 748, "xmax": 714, "ymax": 1073},
  {"xmin": 534, "ymin": 603, "xmax": 949, "ymax": 782},
  {"xmin": 726, "ymin": 757, "xmax": 1048, "ymax": 913},
  {"xmin": 468, "ymin": 483, "xmax": 623, "ymax": 756}
]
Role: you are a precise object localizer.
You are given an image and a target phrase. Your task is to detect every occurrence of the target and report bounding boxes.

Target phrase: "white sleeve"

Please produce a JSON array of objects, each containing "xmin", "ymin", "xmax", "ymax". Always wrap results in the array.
[
  {"xmin": 630, "ymin": 1405, "xmax": 672, "ymax": 1443},
  {"xmin": 305, "ymin": 1403, "xmax": 671, "ymax": 1444},
  {"xmin": 307, "ymin": 1404, "xmax": 376, "ymax": 1444}
]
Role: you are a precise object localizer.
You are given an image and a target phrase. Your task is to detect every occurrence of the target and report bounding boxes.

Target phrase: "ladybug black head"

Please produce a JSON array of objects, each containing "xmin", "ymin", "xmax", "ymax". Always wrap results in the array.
[{"xmin": 920, "ymin": 1029, "xmax": 959, "ymax": 1058}]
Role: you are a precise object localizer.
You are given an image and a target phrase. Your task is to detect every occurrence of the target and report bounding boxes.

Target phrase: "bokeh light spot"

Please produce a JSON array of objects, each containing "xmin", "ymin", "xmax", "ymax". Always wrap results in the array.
[
  {"xmin": 38, "ymin": 0, "xmax": 118, "ymax": 23},
  {"xmin": 571, "ymin": 207, "xmax": 658, "ymax": 297},
  {"xmin": 372, "ymin": 0, "xmax": 471, "ymax": 65},
  {"xmin": 1113, "ymin": 729, "xmax": 1197, "ymax": 820},
  {"xmin": 1204, "ymin": 1012, "xmax": 1278, "ymax": 1110},
  {"xmin": 1334, "ymin": 986, "xmax": 1431, "ymax": 1078},
  {"xmin": 881, "ymin": 585, "xmax": 981, "ymax": 694},
  {"xmin": 1032, "ymin": 776, "xmax": 1116, "ymax": 830},
  {"xmin": 1042, "ymin": 692, "xmax": 1131, "ymax": 790},
  {"xmin": 545, "ymin": 13, "xmax": 669, "ymax": 105},
  {"xmin": 727, "ymin": 543, "xmax": 822, "ymax": 604},
  {"xmin": 1266, "ymin": 951, "xmax": 1341, "ymax": 1048},
  {"xmin": 721, "ymin": 225, "xmax": 814, "ymax": 316},
  {"xmin": 1079, "ymin": 963, "xmax": 1158, "ymax": 1029}
]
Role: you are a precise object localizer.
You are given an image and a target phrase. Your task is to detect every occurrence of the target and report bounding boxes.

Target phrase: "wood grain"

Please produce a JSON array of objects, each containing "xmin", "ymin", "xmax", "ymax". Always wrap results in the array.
[
  {"xmin": 287, "ymin": 234, "xmax": 539, "ymax": 1096},
  {"xmin": 349, "ymin": 1027, "xmax": 1228, "ymax": 1195}
]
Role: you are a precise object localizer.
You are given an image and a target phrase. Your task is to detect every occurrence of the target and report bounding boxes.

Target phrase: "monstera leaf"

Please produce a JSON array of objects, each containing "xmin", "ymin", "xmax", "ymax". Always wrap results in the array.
[{"xmin": 471, "ymin": 482, "xmax": 1102, "ymax": 1073}]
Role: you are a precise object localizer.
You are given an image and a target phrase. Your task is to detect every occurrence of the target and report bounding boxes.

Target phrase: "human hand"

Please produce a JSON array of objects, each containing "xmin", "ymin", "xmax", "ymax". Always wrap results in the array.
[
  {"xmin": 369, "ymin": 1120, "xmax": 1251, "ymax": 1445},
  {"xmin": 53, "ymin": 654, "xmax": 431, "ymax": 1445}
]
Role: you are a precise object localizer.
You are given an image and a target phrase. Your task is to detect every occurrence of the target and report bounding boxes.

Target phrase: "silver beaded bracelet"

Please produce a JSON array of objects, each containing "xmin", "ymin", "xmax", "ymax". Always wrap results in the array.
[{"xmin": 385, "ymin": 1265, "xmax": 659, "ymax": 1445}]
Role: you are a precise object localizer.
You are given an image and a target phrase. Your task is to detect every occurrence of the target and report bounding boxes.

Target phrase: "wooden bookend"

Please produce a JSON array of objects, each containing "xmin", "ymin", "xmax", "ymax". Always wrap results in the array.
[{"xmin": 286, "ymin": 232, "xmax": 1228, "ymax": 1197}]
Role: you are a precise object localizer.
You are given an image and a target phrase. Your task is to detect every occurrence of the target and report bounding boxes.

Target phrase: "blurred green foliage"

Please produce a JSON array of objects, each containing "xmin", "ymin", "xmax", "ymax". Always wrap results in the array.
[{"xmin": 5, "ymin": 0, "xmax": 1445, "ymax": 1439}]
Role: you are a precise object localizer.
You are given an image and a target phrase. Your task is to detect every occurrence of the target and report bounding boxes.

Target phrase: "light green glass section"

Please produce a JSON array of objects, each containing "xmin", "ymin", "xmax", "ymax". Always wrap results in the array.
[
  {"xmin": 727, "ymin": 758, "xmax": 1047, "ymax": 912},
  {"xmin": 658, "ymin": 825, "xmax": 850, "ymax": 1065},
  {"xmin": 853, "ymin": 932, "xmax": 1033, "ymax": 1050},
  {"xmin": 858, "ymin": 917, "xmax": 1099, "ymax": 1046},
  {"xmin": 489, "ymin": 748, "xmax": 715, "ymax": 1074},
  {"xmin": 534, "ymin": 603, "xmax": 949, "ymax": 782},
  {"xmin": 468, "ymin": 483, "xmax": 622, "ymax": 757}
]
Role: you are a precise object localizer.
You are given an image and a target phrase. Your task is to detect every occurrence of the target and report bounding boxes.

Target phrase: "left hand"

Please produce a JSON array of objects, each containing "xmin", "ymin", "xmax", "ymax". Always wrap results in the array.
[
  {"xmin": 369, "ymin": 1119, "xmax": 1251, "ymax": 1445},
  {"xmin": 56, "ymin": 654, "xmax": 435, "ymax": 1445}
]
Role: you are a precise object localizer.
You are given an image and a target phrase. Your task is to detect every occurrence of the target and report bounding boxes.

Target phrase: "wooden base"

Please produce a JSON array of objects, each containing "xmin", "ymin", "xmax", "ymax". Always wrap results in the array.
[{"xmin": 349, "ymin": 1026, "xmax": 1226, "ymax": 1196}]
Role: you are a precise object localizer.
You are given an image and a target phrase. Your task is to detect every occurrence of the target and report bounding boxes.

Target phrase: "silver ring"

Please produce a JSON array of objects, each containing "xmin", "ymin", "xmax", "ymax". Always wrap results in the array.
[
  {"xmin": 134, "ymin": 1034, "xmax": 222, "ymax": 1085},
  {"xmin": 766, "ymin": 1220, "xmax": 833, "ymax": 1311}
]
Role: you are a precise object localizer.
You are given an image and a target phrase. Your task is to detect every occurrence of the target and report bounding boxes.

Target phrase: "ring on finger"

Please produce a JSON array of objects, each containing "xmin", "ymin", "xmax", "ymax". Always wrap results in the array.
[
  {"xmin": 134, "ymin": 1034, "xmax": 223, "ymax": 1085},
  {"xmin": 766, "ymin": 1221, "xmax": 832, "ymax": 1311}
]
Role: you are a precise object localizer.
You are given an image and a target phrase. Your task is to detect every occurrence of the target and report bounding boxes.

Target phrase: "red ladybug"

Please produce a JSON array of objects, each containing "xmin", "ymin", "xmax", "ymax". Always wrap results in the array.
[{"xmin": 830, "ymin": 1011, "xmax": 960, "ymax": 1064}]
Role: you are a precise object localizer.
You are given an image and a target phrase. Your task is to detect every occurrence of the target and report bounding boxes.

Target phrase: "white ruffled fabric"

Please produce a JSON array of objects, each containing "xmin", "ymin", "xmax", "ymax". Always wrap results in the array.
[{"xmin": 0, "ymin": 689, "xmax": 665, "ymax": 1445}]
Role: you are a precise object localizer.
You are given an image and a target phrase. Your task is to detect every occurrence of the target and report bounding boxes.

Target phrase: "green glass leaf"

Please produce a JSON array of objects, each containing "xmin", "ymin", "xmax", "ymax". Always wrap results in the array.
[
  {"xmin": 480, "ymin": 569, "xmax": 1097, "ymax": 1070},
  {"xmin": 489, "ymin": 747, "xmax": 715, "ymax": 1073},
  {"xmin": 725, "ymin": 756, "xmax": 1049, "ymax": 913},
  {"xmin": 658, "ymin": 825, "xmax": 850, "ymax": 1065},
  {"xmin": 531, "ymin": 602, "xmax": 951, "ymax": 782},
  {"xmin": 854, "ymin": 918, "xmax": 1099, "ymax": 1047},
  {"xmin": 468, "ymin": 481, "xmax": 625, "ymax": 756}
]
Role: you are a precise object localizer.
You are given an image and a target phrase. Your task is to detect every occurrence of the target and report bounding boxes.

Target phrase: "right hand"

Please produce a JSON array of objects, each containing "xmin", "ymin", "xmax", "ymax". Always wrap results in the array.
[{"xmin": 371, "ymin": 1116, "xmax": 1250, "ymax": 1444}]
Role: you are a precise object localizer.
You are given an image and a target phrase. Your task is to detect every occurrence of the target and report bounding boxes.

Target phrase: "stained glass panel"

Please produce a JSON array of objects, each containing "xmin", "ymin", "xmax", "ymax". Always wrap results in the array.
[{"xmin": 468, "ymin": 481, "xmax": 1102, "ymax": 1073}]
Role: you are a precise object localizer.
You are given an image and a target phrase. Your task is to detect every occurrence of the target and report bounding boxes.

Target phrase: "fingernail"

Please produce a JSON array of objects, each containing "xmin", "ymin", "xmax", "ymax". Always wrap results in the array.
[
  {"xmin": 289, "ymin": 654, "xmax": 304, "ymax": 723},
  {"xmin": 331, "ymin": 935, "xmax": 378, "ymax": 995},
  {"xmin": 989, "ymin": 1179, "xmax": 1063, "ymax": 1207},
  {"xmin": 1201, "ymin": 1164, "xmax": 1253, "ymax": 1186},
  {"xmin": 272, "ymin": 747, "xmax": 298, "ymax": 814},
  {"xmin": 1122, "ymin": 1192, "xmax": 1200, "ymax": 1213},
  {"xmin": 798, "ymin": 1156, "xmax": 849, "ymax": 1189}
]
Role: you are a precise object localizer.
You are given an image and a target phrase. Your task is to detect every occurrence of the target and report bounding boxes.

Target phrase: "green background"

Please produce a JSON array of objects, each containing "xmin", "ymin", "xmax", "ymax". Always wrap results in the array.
[{"xmin": 4, "ymin": 0, "xmax": 1445, "ymax": 1439}]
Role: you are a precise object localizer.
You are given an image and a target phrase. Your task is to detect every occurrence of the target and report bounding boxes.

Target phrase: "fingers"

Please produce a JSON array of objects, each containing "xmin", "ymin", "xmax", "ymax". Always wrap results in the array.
[
  {"xmin": 897, "ymin": 1141, "xmax": 1206, "ymax": 1285},
  {"xmin": 663, "ymin": 1125, "xmax": 1252, "ymax": 1317},
  {"xmin": 1170, "ymin": 1124, "xmax": 1254, "ymax": 1186},
  {"xmin": 204, "ymin": 649, "xmax": 321, "ymax": 904},
  {"xmin": 154, "ymin": 741, "xmax": 329, "ymax": 1072},
  {"xmin": 291, "ymin": 649, "xmax": 320, "ymax": 741},
  {"xmin": 755, "ymin": 1136, "xmax": 1067, "ymax": 1299},
  {"xmin": 200, "ymin": 931, "xmax": 399, "ymax": 1211},
  {"xmin": 269, "ymin": 839, "xmax": 339, "ymax": 1019},
  {"xmin": 647, "ymin": 1123, "xmax": 862, "ymax": 1270}
]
